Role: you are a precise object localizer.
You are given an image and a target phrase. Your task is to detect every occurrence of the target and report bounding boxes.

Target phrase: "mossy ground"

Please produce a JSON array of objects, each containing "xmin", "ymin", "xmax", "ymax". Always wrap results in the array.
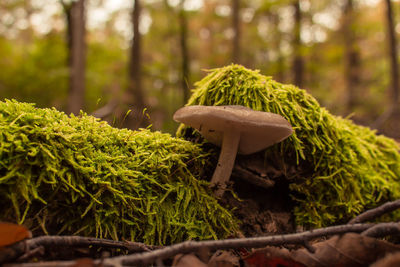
[
  {"xmin": 0, "ymin": 99, "xmax": 238, "ymax": 245},
  {"xmin": 177, "ymin": 64, "xmax": 400, "ymax": 228}
]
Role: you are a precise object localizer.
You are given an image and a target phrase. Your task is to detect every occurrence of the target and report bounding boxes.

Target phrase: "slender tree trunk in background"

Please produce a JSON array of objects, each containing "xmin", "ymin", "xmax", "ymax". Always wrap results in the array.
[
  {"xmin": 271, "ymin": 13, "xmax": 285, "ymax": 82},
  {"xmin": 292, "ymin": 0, "xmax": 304, "ymax": 88},
  {"xmin": 126, "ymin": 0, "xmax": 148, "ymax": 129},
  {"xmin": 373, "ymin": 0, "xmax": 400, "ymax": 132},
  {"xmin": 22, "ymin": 0, "xmax": 34, "ymax": 42},
  {"xmin": 342, "ymin": 0, "xmax": 361, "ymax": 114},
  {"xmin": 276, "ymin": 52, "xmax": 285, "ymax": 83},
  {"xmin": 232, "ymin": 0, "xmax": 241, "ymax": 64},
  {"xmin": 64, "ymin": 0, "xmax": 86, "ymax": 115},
  {"xmin": 179, "ymin": 0, "xmax": 190, "ymax": 103},
  {"xmin": 385, "ymin": 0, "xmax": 399, "ymax": 110}
]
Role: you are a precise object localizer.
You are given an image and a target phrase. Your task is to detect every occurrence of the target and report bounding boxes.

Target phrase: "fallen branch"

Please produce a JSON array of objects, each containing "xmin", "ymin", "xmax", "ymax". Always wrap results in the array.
[
  {"xmin": 102, "ymin": 223, "xmax": 375, "ymax": 266},
  {"xmin": 5, "ymin": 200, "xmax": 400, "ymax": 266},
  {"xmin": 16, "ymin": 246, "xmax": 45, "ymax": 262},
  {"xmin": 232, "ymin": 165, "xmax": 275, "ymax": 189},
  {"xmin": 5, "ymin": 222, "xmax": 400, "ymax": 267},
  {"xmin": 4, "ymin": 261, "xmax": 82, "ymax": 267},
  {"xmin": 0, "ymin": 236, "xmax": 160, "ymax": 264},
  {"xmin": 361, "ymin": 222, "xmax": 400, "ymax": 237},
  {"xmin": 349, "ymin": 199, "xmax": 400, "ymax": 224}
]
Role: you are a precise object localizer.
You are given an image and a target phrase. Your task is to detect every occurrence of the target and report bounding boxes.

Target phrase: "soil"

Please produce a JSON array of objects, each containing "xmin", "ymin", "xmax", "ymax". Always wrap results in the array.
[{"xmin": 220, "ymin": 152, "xmax": 296, "ymax": 237}]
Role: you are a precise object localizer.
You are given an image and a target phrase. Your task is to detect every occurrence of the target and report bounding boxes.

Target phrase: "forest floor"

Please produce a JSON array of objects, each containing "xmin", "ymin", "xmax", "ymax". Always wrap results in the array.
[{"xmin": 1, "ymin": 158, "xmax": 400, "ymax": 267}]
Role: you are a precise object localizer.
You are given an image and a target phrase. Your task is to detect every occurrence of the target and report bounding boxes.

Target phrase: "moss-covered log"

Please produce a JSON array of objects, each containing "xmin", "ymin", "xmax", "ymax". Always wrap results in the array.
[
  {"xmin": 177, "ymin": 64, "xmax": 400, "ymax": 227},
  {"xmin": 0, "ymin": 99, "xmax": 238, "ymax": 245}
]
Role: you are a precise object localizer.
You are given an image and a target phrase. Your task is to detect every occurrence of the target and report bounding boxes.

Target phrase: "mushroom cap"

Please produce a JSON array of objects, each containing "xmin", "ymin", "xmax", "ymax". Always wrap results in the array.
[{"xmin": 174, "ymin": 105, "xmax": 293, "ymax": 155}]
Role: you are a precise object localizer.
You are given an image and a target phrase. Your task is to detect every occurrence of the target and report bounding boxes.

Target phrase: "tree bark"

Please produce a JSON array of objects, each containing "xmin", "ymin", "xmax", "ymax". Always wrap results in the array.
[
  {"xmin": 342, "ymin": 0, "xmax": 361, "ymax": 113},
  {"xmin": 373, "ymin": 0, "xmax": 400, "ymax": 132},
  {"xmin": 126, "ymin": 0, "xmax": 148, "ymax": 129},
  {"xmin": 292, "ymin": 0, "xmax": 304, "ymax": 88},
  {"xmin": 179, "ymin": 0, "xmax": 190, "ymax": 103},
  {"xmin": 232, "ymin": 0, "xmax": 241, "ymax": 64},
  {"xmin": 63, "ymin": 0, "xmax": 86, "ymax": 115},
  {"xmin": 271, "ymin": 13, "xmax": 285, "ymax": 82},
  {"xmin": 385, "ymin": 0, "xmax": 399, "ymax": 109}
]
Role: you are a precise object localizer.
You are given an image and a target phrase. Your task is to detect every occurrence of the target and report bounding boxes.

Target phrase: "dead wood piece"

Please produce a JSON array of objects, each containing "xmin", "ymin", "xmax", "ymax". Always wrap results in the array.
[
  {"xmin": 0, "ymin": 236, "xmax": 160, "ymax": 264},
  {"xmin": 361, "ymin": 222, "xmax": 400, "ymax": 237},
  {"xmin": 16, "ymin": 246, "xmax": 45, "ymax": 262},
  {"xmin": 6, "ymin": 198, "xmax": 400, "ymax": 266},
  {"xmin": 4, "ymin": 257, "xmax": 105, "ymax": 267},
  {"xmin": 102, "ymin": 223, "xmax": 374, "ymax": 266},
  {"xmin": 232, "ymin": 165, "xmax": 275, "ymax": 189},
  {"xmin": 349, "ymin": 199, "xmax": 400, "ymax": 224},
  {"xmin": 4, "ymin": 261, "xmax": 82, "ymax": 267},
  {"xmin": 5, "ymin": 222, "xmax": 400, "ymax": 267}
]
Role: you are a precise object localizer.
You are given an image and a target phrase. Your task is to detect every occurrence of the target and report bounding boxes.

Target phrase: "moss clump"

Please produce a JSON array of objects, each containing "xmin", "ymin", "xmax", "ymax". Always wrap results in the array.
[
  {"xmin": 177, "ymin": 64, "xmax": 400, "ymax": 228},
  {"xmin": 0, "ymin": 99, "xmax": 238, "ymax": 245}
]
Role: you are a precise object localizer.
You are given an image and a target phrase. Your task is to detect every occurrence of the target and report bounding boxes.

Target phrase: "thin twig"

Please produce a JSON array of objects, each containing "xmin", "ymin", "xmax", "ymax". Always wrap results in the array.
[
  {"xmin": 6, "ymin": 199, "xmax": 400, "ymax": 266},
  {"xmin": 232, "ymin": 165, "xmax": 275, "ymax": 189},
  {"xmin": 0, "ymin": 236, "xmax": 160, "ymax": 264},
  {"xmin": 5, "ymin": 222, "xmax": 399, "ymax": 267},
  {"xmin": 103, "ymin": 223, "xmax": 374, "ymax": 266},
  {"xmin": 361, "ymin": 222, "xmax": 400, "ymax": 237},
  {"xmin": 4, "ymin": 261, "xmax": 80, "ymax": 267},
  {"xmin": 349, "ymin": 199, "xmax": 400, "ymax": 224},
  {"xmin": 15, "ymin": 246, "xmax": 45, "ymax": 262}
]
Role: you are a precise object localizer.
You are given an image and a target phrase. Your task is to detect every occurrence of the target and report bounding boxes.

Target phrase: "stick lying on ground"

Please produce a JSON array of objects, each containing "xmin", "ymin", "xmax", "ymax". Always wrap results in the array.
[
  {"xmin": 4, "ymin": 222, "xmax": 400, "ymax": 267},
  {"xmin": 3, "ymin": 198, "xmax": 400, "ymax": 266},
  {"xmin": 102, "ymin": 222, "xmax": 400, "ymax": 266},
  {"xmin": 0, "ymin": 236, "xmax": 160, "ymax": 264},
  {"xmin": 349, "ymin": 199, "xmax": 400, "ymax": 224}
]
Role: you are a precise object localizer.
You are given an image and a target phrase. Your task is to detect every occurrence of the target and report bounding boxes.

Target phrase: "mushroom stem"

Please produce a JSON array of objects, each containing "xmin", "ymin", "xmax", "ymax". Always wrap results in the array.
[{"xmin": 210, "ymin": 130, "xmax": 241, "ymax": 197}]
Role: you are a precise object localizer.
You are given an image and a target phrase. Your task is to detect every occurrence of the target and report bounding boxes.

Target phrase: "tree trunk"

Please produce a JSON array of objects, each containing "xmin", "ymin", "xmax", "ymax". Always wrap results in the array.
[
  {"xmin": 271, "ymin": 13, "xmax": 285, "ymax": 82},
  {"xmin": 373, "ymin": 0, "xmax": 400, "ymax": 132},
  {"xmin": 292, "ymin": 0, "xmax": 304, "ymax": 88},
  {"xmin": 22, "ymin": 0, "xmax": 34, "ymax": 42},
  {"xmin": 126, "ymin": 0, "xmax": 148, "ymax": 129},
  {"xmin": 64, "ymin": 0, "xmax": 86, "ymax": 115},
  {"xmin": 385, "ymin": 0, "xmax": 399, "ymax": 109},
  {"xmin": 232, "ymin": 0, "xmax": 241, "ymax": 64},
  {"xmin": 179, "ymin": 0, "xmax": 190, "ymax": 103},
  {"xmin": 342, "ymin": 0, "xmax": 361, "ymax": 114}
]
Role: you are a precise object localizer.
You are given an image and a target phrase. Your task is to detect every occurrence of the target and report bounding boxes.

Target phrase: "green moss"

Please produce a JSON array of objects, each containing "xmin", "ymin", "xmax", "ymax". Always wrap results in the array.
[
  {"xmin": 0, "ymin": 99, "xmax": 238, "ymax": 245},
  {"xmin": 177, "ymin": 64, "xmax": 400, "ymax": 228}
]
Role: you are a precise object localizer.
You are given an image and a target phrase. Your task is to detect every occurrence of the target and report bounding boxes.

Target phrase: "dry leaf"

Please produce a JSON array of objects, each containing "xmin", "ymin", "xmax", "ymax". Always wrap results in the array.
[
  {"xmin": 370, "ymin": 252, "xmax": 400, "ymax": 267},
  {"xmin": 0, "ymin": 222, "xmax": 32, "ymax": 248},
  {"xmin": 244, "ymin": 233, "xmax": 400, "ymax": 267},
  {"xmin": 208, "ymin": 250, "xmax": 240, "ymax": 267},
  {"xmin": 70, "ymin": 258, "xmax": 100, "ymax": 267},
  {"xmin": 291, "ymin": 233, "xmax": 400, "ymax": 266},
  {"xmin": 243, "ymin": 246, "xmax": 305, "ymax": 267},
  {"xmin": 172, "ymin": 253, "xmax": 208, "ymax": 267}
]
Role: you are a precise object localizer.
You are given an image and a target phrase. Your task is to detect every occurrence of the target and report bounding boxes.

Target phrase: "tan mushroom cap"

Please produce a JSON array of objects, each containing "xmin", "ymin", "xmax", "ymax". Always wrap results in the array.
[{"xmin": 174, "ymin": 105, "xmax": 293, "ymax": 155}]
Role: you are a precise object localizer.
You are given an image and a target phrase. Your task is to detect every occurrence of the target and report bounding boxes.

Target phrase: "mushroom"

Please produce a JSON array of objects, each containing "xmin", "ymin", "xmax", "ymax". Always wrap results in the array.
[{"xmin": 173, "ymin": 105, "xmax": 293, "ymax": 197}]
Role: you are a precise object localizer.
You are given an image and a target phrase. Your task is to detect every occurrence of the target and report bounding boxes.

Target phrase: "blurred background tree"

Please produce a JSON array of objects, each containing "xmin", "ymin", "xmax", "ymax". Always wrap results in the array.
[
  {"xmin": 0, "ymin": 0, "xmax": 399, "ymax": 138},
  {"xmin": 61, "ymin": 0, "xmax": 87, "ymax": 115}
]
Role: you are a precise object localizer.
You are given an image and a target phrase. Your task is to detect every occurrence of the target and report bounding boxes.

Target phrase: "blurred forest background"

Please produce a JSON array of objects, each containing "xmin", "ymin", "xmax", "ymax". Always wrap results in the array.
[{"xmin": 1, "ymin": 0, "xmax": 399, "ymax": 138}]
